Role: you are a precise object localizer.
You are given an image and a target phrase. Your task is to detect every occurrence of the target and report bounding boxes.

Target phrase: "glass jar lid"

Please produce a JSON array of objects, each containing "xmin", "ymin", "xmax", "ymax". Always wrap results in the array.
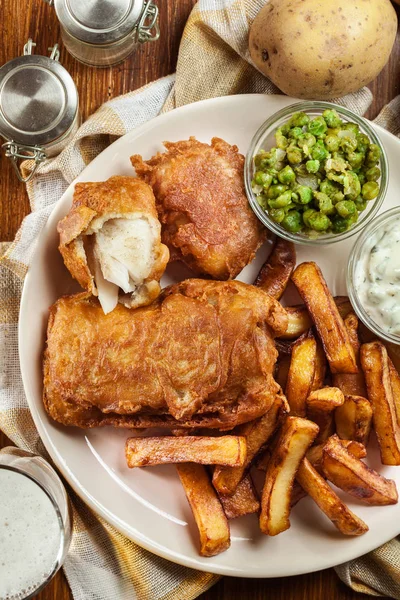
[
  {"xmin": 0, "ymin": 43, "xmax": 78, "ymax": 147},
  {"xmin": 53, "ymin": 0, "xmax": 145, "ymax": 45}
]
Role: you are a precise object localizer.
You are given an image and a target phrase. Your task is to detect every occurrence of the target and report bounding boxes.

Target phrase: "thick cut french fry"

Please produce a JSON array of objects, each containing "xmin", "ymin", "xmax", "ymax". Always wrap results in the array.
[
  {"xmin": 292, "ymin": 263, "xmax": 358, "ymax": 374},
  {"xmin": 275, "ymin": 355, "xmax": 291, "ymax": 391},
  {"xmin": 291, "ymin": 481, "xmax": 307, "ymax": 506},
  {"xmin": 219, "ymin": 475, "xmax": 260, "ymax": 519},
  {"xmin": 361, "ymin": 342, "xmax": 400, "ymax": 465},
  {"xmin": 312, "ymin": 341, "xmax": 327, "ymax": 391},
  {"xmin": 307, "ymin": 387, "xmax": 345, "ymax": 413},
  {"xmin": 281, "ymin": 305, "xmax": 313, "ymax": 340},
  {"xmin": 306, "ymin": 439, "xmax": 367, "ymax": 475},
  {"xmin": 322, "ymin": 435, "xmax": 398, "ymax": 505},
  {"xmin": 388, "ymin": 358, "xmax": 400, "ymax": 427},
  {"xmin": 335, "ymin": 395, "xmax": 373, "ymax": 446},
  {"xmin": 296, "ymin": 458, "xmax": 368, "ymax": 535},
  {"xmin": 333, "ymin": 313, "xmax": 367, "ymax": 397},
  {"xmin": 212, "ymin": 395, "xmax": 287, "ymax": 495},
  {"xmin": 286, "ymin": 333, "xmax": 317, "ymax": 417},
  {"xmin": 254, "ymin": 238, "xmax": 296, "ymax": 300},
  {"xmin": 177, "ymin": 463, "xmax": 230, "ymax": 557},
  {"xmin": 279, "ymin": 297, "xmax": 352, "ymax": 340},
  {"xmin": 260, "ymin": 416, "xmax": 319, "ymax": 536},
  {"xmin": 306, "ymin": 387, "xmax": 344, "ymax": 443},
  {"xmin": 126, "ymin": 435, "xmax": 247, "ymax": 468}
]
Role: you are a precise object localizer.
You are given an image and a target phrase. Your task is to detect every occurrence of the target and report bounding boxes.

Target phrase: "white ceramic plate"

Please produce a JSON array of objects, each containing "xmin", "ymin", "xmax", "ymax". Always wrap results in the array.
[{"xmin": 19, "ymin": 94, "xmax": 400, "ymax": 578}]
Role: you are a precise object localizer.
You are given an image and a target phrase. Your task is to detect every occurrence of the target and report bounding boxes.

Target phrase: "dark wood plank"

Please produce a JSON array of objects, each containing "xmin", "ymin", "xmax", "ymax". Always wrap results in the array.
[{"xmin": 1, "ymin": 1, "xmax": 399, "ymax": 598}]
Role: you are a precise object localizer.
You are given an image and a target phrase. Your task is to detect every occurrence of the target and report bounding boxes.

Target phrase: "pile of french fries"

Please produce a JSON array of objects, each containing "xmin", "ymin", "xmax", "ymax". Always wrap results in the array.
[{"xmin": 125, "ymin": 239, "xmax": 400, "ymax": 557}]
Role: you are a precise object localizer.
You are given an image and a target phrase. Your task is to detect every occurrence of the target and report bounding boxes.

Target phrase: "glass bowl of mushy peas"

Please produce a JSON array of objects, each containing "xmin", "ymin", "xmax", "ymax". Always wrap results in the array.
[{"xmin": 245, "ymin": 101, "xmax": 388, "ymax": 245}]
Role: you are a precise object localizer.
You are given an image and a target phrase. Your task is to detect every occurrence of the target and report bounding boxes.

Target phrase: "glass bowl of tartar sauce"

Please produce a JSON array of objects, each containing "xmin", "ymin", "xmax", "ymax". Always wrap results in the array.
[{"xmin": 347, "ymin": 206, "xmax": 400, "ymax": 344}]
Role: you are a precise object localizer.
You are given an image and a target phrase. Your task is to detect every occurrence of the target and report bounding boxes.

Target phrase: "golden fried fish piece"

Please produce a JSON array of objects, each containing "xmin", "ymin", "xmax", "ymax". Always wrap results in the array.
[
  {"xmin": 57, "ymin": 176, "xmax": 169, "ymax": 314},
  {"xmin": 131, "ymin": 137, "xmax": 266, "ymax": 280},
  {"xmin": 43, "ymin": 279, "xmax": 287, "ymax": 430}
]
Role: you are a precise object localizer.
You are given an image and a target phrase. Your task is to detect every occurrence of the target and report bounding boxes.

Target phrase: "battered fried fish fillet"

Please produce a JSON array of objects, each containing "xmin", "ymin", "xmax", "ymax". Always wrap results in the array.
[
  {"xmin": 130, "ymin": 137, "xmax": 266, "ymax": 280},
  {"xmin": 57, "ymin": 176, "xmax": 169, "ymax": 314},
  {"xmin": 43, "ymin": 279, "xmax": 287, "ymax": 430}
]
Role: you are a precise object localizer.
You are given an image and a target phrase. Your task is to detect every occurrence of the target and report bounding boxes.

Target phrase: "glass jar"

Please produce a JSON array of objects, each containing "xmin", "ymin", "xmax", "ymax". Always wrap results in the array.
[
  {"xmin": 347, "ymin": 206, "xmax": 400, "ymax": 345},
  {"xmin": 44, "ymin": 0, "xmax": 160, "ymax": 67},
  {"xmin": 0, "ymin": 448, "xmax": 71, "ymax": 599},
  {"xmin": 0, "ymin": 40, "xmax": 79, "ymax": 183}
]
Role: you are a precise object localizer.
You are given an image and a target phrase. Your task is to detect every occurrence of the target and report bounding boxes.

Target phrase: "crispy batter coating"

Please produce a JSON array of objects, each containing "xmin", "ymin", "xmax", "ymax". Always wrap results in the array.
[
  {"xmin": 57, "ymin": 176, "xmax": 169, "ymax": 310},
  {"xmin": 43, "ymin": 280, "xmax": 287, "ymax": 430},
  {"xmin": 131, "ymin": 137, "xmax": 266, "ymax": 280}
]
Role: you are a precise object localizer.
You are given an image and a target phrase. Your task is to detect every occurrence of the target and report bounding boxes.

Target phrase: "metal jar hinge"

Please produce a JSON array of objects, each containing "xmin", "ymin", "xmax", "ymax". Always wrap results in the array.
[
  {"xmin": 138, "ymin": 1, "xmax": 160, "ymax": 44},
  {"xmin": 1, "ymin": 40, "xmax": 61, "ymax": 183},
  {"xmin": 2, "ymin": 142, "xmax": 47, "ymax": 183}
]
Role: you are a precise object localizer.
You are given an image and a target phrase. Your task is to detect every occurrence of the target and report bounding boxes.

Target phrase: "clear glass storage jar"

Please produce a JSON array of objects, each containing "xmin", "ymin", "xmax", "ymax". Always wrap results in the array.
[
  {"xmin": 0, "ymin": 39, "xmax": 79, "ymax": 183},
  {"xmin": 44, "ymin": 0, "xmax": 160, "ymax": 67}
]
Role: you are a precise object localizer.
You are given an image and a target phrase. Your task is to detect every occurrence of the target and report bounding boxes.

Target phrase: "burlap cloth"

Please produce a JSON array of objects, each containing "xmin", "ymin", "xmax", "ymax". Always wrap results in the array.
[{"xmin": 1, "ymin": 0, "xmax": 400, "ymax": 598}]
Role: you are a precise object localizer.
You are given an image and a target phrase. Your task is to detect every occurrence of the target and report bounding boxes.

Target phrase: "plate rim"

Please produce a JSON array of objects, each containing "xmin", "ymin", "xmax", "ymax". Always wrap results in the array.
[{"xmin": 18, "ymin": 93, "xmax": 400, "ymax": 578}]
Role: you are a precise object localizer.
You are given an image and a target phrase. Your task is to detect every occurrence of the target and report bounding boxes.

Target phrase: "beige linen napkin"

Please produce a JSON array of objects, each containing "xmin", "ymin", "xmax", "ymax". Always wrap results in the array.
[{"xmin": 1, "ymin": 1, "xmax": 400, "ymax": 598}]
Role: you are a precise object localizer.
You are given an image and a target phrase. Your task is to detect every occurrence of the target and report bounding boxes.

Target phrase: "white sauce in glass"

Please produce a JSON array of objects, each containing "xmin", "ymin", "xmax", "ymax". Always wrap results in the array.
[
  {"xmin": 0, "ymin": 469, "xmax": 62, "ymax": 600},
  {"xmin": 355, "ymin": 220, "xmax": 400, "ymax": 336}
]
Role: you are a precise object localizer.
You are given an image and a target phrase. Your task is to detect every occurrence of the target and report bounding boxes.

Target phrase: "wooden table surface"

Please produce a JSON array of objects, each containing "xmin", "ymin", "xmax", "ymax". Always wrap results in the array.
[{"xmin": 1, "ymin": 1, "xmax": 399, "ymax": 598}]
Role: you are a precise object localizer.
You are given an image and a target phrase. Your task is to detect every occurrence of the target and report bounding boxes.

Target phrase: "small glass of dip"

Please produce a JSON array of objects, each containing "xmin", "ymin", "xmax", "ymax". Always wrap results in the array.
[
  {"xmin": 0, "ymin": 449, "xmax": 71, "ymax": 599},
  {"xmin": 347, "ymin": 206, "xmax": 400, "ymax": 345}
]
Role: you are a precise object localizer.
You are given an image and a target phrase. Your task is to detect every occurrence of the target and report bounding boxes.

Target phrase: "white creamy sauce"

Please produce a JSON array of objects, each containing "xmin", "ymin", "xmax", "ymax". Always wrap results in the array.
[
  {"xmin": 0, "ymin": 469, "xmax": 62, "ymax": 600},
  {"xmin": 355, "ymin": 220, "xmax": 400, "ymax": 335}
]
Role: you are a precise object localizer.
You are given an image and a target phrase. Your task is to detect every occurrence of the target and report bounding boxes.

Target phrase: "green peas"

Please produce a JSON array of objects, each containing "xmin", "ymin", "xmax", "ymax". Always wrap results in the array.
[
  {"xmin": 336, "ymin": 200, "xmax": 357, "ymax": 218},
  {"xmin": 343, "ymin": 122, "xmax": 359, "ymax": 135},
  {"xmin": 324, "ymin": 134, "xmax": 340, "ymax": 153},
  {"xmin": 347, "ymin": 151, "xmax": 364, "ymax": 170},
  {"xmin": 254, "ymin": 171, "xmax": 272, "ymax": 186},
  {"xmin": 256, "ymin": 194, "xmax": 268, "ymax": 210},
  {"xmin": 289, "ymin": 112, "xmax": 309, "ymax": 127},
  {"xmin": 357, "ymin": 171, "xmax": 366, "ymax": 186},
  {"xmin": 308, "ymin": 117, "xmax": 328, "ymax": 137},
  {"xmin": 302, "ymin": 208, "xmax": 316, "ymax": 228},
  {"xmin": 267, "ymin": 184, "xmax": 288, "ymax": 199},
  {"xmin": 320, "ymin": 179, "xmax": 338, "ymax": 197},
  {"xmin": 331, "ymin": 215, "xmax": 349, "ymax": 233},
  {"xmin": 269, "ymin": 208, "xmax": 286, "ymax": 223},
  {"xmin": 312, "ymin": 141, "xmax": 329, "ymax": 161},
  {"xmin": 297, "ymin": 133, "xmax": 316, "ymax": 150},
  {"xmin": 268, "ymin": 190, "xmax": 292, "ymax": 208},
  {"xmin": 362, "ymin": 181, "xmax": 379, "ymax": 200},
  {"xmin": 280, "ymin": 123, "xmax": 291, "ymax": 136},
  {"xmin": 288, "ymin": 127, "xmax": 303, "ymax": 140},
  {"xmin": 356, "ymin": 133, "xmax": 370, "ymax": 153},
  {"xmin": 343, "ymin": 171, "xmax": 361, "ymax": 200},
  {"xmin": 278, "ymin": 165, "xmax": 296, "ymax": 185},
  {"xmin": 355, "ymin": 196, "xmax": 367, "ymax": 211},
  {"xmin": 306, "ymin": 159, "xmax": 320, "ymax": 173},
  {"xmin": 308, "ymin": 211, "xmax": 331, "ymax": 231},
  {"xmin": 286, "ymin": 145, "xmax": 303, "ymax": 164},
  {"xmin": 339, "ymin": 133, "xmax": 358, "ymax": 153},
  {"xmin": 252, "ymin": 109, "xmax": 381, "ymax": 237},
  {"xmin": 314, "ymin": 192, "xmax": 334, "ymax": 214},
  {"xmin": 323, "ymin": 109, "xmax": 342, "ymax": 129},
  {"xmin": 296, "ymin": 186, "xmax": 313, "ymax": 204},
  {"xmin": 366, "ymin": 144, "xmax": 381, "ymax": 167},
  {"xmin": 365, "ymin": 166, "xmax": 381, "ymax": 182},
  {"xmin": 281, "ymin": 211, "xmax": 302, "ymax": 232},
  {"xmin": 327, "ymin": 156, "xmax": 347, "ymax": 172}
]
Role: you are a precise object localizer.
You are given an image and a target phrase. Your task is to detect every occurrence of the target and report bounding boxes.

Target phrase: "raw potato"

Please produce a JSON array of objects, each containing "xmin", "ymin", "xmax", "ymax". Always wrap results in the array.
[{"xmin": 249, "ymin": 0, "xmax": 397, "ymax": 100}]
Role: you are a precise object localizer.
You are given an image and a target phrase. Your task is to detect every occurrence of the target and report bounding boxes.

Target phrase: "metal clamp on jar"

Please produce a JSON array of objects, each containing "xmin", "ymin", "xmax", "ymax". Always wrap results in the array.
[
  {"xmin": 43, "ymin": 0, "xmax": 160, "ymax": 68},
  {"xmin": 0, "ymin": 40, "xmax": 79, "ymax": 183}
]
